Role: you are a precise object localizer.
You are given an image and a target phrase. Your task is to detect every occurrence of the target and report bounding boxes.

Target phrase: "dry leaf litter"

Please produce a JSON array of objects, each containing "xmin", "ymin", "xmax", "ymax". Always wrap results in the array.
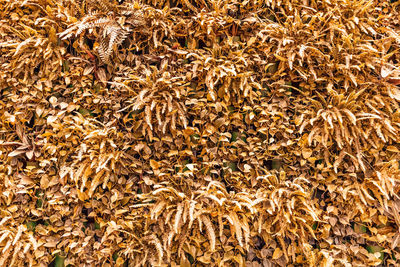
[{"xmin": 1, "ymin": 0, "xmax": 400, "ymax": 266}]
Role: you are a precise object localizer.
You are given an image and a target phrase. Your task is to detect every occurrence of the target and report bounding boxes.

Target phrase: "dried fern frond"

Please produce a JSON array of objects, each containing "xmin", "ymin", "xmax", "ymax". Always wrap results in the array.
[
  {"xmin": 59, "ymin": 1, "xmax": 145, "ymax": 64},
  {"xmin": 97, "ymin": 22, "xmax": 130, "ymax": 63}
]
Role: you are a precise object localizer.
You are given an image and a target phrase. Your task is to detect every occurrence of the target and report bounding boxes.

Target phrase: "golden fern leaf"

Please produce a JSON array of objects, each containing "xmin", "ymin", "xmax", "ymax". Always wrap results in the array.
[
  {"xmin": 149, "ymin": 234, "xmax": 163, "ymax": 264},
  {"xmin": 173, "ymin": 203, "xmax": 183, "ymax": 234},
  {"xmin": 166, "ymin": 230, "xmax": 174, "ymax": 250},
  {"xmin": 176, "ymin": 226, "xmax": 189, "ymax": 259},
  {"xmin": 218, "ymin": 215, "xmax": 223, "ymax": 237},
  {"xmin": 88, "ymin": 169, "xmax": 106, "ymax": 197},
  {"xmin": 188, "ymin": 200, "xmax": 196, "ymax": 225},
  {"xmin": 9, "ymin": 242, "xmax": 22, "ymax": 267},
  {"xmin": 227, "ymin": 212, "xmax": 243, "ymax": 247},
  {"xmin": 145, "ymin": 105, "xmax": 153, "ymax": 130},
  {"xmin": 182, "ymin": 201, "xmax": 189, "ymax": 224},
  {"xmin": 98, "ymin": 22, "xmax": 130, "ymax": 63},
  {"xmin": 200, "ymin": 214, "xmax": 216, "ymax": 251},
  {"xmin": 77, "ymin": 17, "xmax": 111, "ymax": 36},
  {"xmin": 98, "ymin": 35, "xmax": 110, "ymax": 64}
]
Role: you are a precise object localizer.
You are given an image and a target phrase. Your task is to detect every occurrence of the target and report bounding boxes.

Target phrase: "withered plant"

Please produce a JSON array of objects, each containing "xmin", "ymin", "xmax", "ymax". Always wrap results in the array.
[{"xmin": 0, "ymin": 0, "xmax": 400, "ymax": 266}]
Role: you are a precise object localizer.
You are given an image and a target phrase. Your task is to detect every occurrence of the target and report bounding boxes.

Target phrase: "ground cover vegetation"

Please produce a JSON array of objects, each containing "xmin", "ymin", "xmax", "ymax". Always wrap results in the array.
[{"xmin": 1, "ymin": 0, "xmax": 400, "ymax": 266}]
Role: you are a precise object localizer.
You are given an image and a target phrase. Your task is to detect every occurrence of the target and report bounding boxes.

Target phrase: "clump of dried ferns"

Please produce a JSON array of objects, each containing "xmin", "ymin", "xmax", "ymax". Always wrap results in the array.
[{"xmin": 1, "ymin": 0, "xmax": 400, "ymax": 266}]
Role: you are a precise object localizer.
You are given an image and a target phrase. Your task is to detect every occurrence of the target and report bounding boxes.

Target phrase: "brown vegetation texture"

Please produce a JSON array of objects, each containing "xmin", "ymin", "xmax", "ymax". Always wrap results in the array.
[{"xmin": 1, "ymin": 0, "xmax": 400, "ymax": 266}]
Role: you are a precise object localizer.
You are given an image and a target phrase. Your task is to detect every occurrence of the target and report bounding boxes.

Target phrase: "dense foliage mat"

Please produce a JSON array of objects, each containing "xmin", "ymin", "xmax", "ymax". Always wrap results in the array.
[{"xmin": 1, "ymin": 0, "xmax": 400, "ymax": 266}]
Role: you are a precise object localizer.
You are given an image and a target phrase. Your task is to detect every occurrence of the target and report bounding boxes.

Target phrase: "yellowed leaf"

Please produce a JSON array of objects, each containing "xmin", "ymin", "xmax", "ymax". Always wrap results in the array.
[
  {"xmin": 150, "ymin": 159, "xmax": 160, "ymax": 170},
  {"xmin": 272, "ymin": 247, "xmax": 283, "ymax": 260}
]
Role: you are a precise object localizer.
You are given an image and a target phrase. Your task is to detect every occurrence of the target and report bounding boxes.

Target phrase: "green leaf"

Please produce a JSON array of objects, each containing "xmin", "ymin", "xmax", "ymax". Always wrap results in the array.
[
  {"xmin": 190, "ymin": 134, "xmax": 200, "ymax": 143},
  {"xmin": 26, "ymin": 221, "xmax": 37, "ymax": 232},
  {"xmin": 226, "ymin": 162, "xmax": 237, "ymax": 171},
  {"xmin": 240, "ymin": 134, "xmax": 247, "ymax": 142},
  {"xmin": 112, "ymin": 252, "xmax": 119, "ymax": 261},
  {"xmin": 354, "ymin": 223, "xmax": 367, "ymax": 234},
  {"xmin": 231, "ymin": 131, "xmax": 240, "ymax": 142},
  {"xmin": 312, "ymin": 222, "xmax": 318, "ymax": 230},
  {"xmin": 366, "ymin": 245, "xmax": 383, "ymax": 253},
  {"xmin": 185, "ymin": 252, "xmax": 194, "ymax": 264},
  {"xmin": 78, "ymin": 107, "xmax": 93, "ymax": 116},
  {"xmin": 271, "ymin": 159, "xmax": 282, "ymax": 170},
  {"xmin": 62, "ymin": 60, "xmax": 69, "ymax": 72},
  {"xmin": 55, "ymin": 254, "xmax": 65, "ymax": 267},
  {"xmin": 366, "ymin": 245, "xmax": 384, "ymax": 260},
  {"xmin": 182, "ymin": 160, "xmax": 190, "ymax": 172},
  {"xmin": 36, "ymin": 199, "xmax": 43, "ymax": 208}
]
